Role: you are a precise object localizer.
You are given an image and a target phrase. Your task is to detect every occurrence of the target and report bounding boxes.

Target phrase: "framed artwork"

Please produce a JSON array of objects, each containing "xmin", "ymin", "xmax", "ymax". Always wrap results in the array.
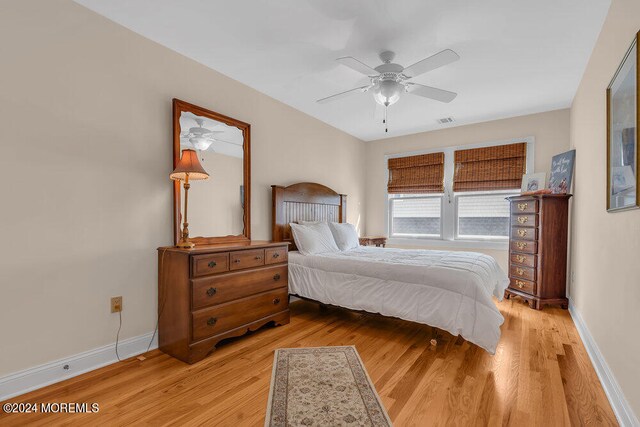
[
  {"xmin": 549, "ymin": 150, "xmax": 576, "ymax": 194},
  {"xmin": 521, "ymin": 172, "xmax": 546, "ymax": 193},
  {"xmin": 607, "ymin": 31, "xmax": 639, "ymax": 212}
]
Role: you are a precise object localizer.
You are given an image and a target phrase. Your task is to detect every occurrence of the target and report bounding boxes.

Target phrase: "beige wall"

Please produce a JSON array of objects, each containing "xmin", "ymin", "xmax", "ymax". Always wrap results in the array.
[
  {"xmin": 365, "ymin": 109, "xmax": 571, "ymax": 270},
  {"xmin": 0, "ymin": 0, "xmax": 365, "ymax": 376},
  {"xmin": 569, "ymin": 0, "xmax": 640, "ymax": 416}
]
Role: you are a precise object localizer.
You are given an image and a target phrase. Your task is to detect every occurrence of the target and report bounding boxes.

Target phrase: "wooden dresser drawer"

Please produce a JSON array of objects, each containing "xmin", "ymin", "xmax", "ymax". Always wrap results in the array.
[
  {"xmin": 510, "ymin": 264, "xmax": 536, "ymax": 281},
  {"xmin": 513, "ymin": 214, "xmax": 538, "ymax": 227},
  {"xmin": 265, "ymin": 247, "xmax": 288, "ymax": 265},
  {"xmin": 510, "ymin": 240, "xmax": 538, "ymax": 254},
  {"xmin": 509, "ymin": 278, "xmax": 536, "ymax": 295},
  {"xmin": 510, "ymin": 252, "xmax": 537, "ymax": 268},
  {"xmin": 511, "ymin": 200, "xmax": 538, "ymax": 214},
  {"xmin": 191, "ymin": 253, "xmax": 229, "ymax": 277},
  {"xmin": 192, "ymin": 265, "xmax": 288, "ymax": 310},
  {"xmin": 511, "ymin": 227, "xmax": 538, "ymax": 241},
  {"xmin": 230, "ymin": 249, "xmax": 265, "ymax": 271},
  {"xmin": 191, "ymin": 288, "xmax": 288, "ymax": 342}
]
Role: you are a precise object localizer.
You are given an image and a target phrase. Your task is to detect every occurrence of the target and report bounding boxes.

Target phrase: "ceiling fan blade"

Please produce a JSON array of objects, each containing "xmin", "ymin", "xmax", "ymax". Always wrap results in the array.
[
  {"xmin": 406, "ymin": 83, "xmax": 457, "ymax": 103},
  {"xmin": 402, "ymin": 49, "xmax": 460, "ymax": 78},
  {"xmin": 336, "ymin": 57, "xmax": 379, "ymax": 76},
  {"xmin": 316, "ymin": 85, "xmax": 372, "ymax": 104}
]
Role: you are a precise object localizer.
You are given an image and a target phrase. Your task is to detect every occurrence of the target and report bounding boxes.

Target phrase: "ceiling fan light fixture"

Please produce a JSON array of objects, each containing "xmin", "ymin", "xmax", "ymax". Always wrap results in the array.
[
  {"xmin": 373, "ymin": 80, "xmax": 403, "ymax": 107},
  {"xmin": 190, "ymin": 136, "xmax": 213, "ymax": 151}
]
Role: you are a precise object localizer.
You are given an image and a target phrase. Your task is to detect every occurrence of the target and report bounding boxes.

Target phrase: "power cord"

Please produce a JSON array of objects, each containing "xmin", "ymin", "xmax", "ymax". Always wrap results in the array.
[
  {"xmin": 113, "ymin": 247, "xmax": 169, "ymax": 362},
  {"xmin": 115, "ymin": 310, "xmax": 123, "ymax": 362}
]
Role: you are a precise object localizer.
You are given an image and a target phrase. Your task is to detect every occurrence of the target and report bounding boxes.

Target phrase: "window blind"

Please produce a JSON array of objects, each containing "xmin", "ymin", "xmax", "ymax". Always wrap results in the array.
[
  {"xmin": 453, "ymin": 142, "xmax": 527, "ymax": 192},
  {"xmin": 387, "ymin": 152, "xmax": 445, "ymax": 194}
]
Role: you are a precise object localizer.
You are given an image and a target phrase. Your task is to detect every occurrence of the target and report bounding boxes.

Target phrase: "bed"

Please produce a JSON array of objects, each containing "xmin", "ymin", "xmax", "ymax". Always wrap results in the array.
[{"xmin": 271, "ymin": 182, "xmax": 510, "ymax": 354}]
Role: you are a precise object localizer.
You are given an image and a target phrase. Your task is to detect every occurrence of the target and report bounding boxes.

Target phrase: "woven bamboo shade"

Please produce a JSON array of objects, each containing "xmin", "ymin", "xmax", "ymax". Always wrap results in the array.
[
  {"xmin": 387, "ymin": 152, "xmax": 445, "ymax": 194},
  {"xmin": 453, "ymin": 142, "xmax": 527, "ymax": 192}
]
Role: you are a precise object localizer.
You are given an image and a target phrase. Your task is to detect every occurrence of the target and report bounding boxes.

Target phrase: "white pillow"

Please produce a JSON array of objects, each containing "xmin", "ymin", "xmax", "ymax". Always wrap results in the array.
[
  {"xmin": 328, "ymin": 222, "xmax": 360, "ymax": 251},
  {"xmin": 298, "ymin": 220, "xmax": 323, "ymax": 226},
  {"xmin": 290, "ymin": 222, "xmax": 340, "ymax": 255}
]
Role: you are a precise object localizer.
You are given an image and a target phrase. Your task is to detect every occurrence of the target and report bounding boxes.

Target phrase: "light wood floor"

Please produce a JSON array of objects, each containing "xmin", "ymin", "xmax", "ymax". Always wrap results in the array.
[{"xmin": 1, "ymin": 299, "xmax": 617, "ymax": 426}]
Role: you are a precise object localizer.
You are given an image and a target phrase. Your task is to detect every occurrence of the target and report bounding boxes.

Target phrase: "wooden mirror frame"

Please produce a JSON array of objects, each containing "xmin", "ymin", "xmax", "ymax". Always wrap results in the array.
[{"xmin": 172, "ymin": 98, "xmax": 251, "ymax": 246}]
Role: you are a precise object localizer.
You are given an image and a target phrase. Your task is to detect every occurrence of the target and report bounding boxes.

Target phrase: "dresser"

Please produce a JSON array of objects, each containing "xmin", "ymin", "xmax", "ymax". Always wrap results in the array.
[
  {"xmin": 157, "ymin": 241, "xmax": 290, "ymax": 363},
  {"xmin": 505, "ymin": 194, "xmax": 571, "ymax": 310}
]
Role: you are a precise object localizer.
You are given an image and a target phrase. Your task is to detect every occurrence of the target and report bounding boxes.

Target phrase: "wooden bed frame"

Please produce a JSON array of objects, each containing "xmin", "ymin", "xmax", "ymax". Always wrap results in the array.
[
  {"xmin": 271, "ymin": 182, "xmax": 347, "ymax": 251},
  {"xmin": 271, "ymin": 181, "xmax": 441, "ymax": 346}
]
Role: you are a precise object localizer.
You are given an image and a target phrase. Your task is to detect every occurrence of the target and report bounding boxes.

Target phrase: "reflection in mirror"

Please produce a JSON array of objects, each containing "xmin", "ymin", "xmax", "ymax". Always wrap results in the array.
[{"xmin": 179, "ymin": 111, "xmax": 245, "ymax": 238}]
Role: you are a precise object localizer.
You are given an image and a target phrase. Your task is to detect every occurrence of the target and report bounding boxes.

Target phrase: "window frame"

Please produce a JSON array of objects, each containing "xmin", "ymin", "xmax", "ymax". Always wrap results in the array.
[{"xmin": 385, "ymin": 137, "xmax": 535, "ymax": 250}]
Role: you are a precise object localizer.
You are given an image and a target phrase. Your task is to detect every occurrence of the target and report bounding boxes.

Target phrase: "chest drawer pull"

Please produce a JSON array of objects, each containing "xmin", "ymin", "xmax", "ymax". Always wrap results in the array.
[
  {"xmin": 234, "ymin": 259, "xmax": 241, "ymax": 264},
  {"xmin": 517, "ymin": 229, "xmax": 527, "ymax": 237},
  {"xmin": 516, "ymin": 267, "xmax": 525, "ymax": 276},
  {"xmin": 516, "ymin": 255, "xmax": 526, "ymax": 263},
  {"xmin": 208, "ymin": 261, "xmax": 217, "ymax": 268},
  {"xmin": 255, "ymin": 255, "xmax": 262, "ymax": 260},
  {"xmin": 516, "ymin": 242, "xmax": 527, "ymax": 250},
  {"xmin": 516, "ymin": 280, "xmax": 526, "ymax": 289},
  {"xmin": 206, "ymin": 287, "xmax": 217, "ymax": 297},
  {"xmin": 273, "ymin": 273, "xmax": 281, "ymax": 281},
  {"xmin": 517, "ymin": 216, "xmax": 528, "ymax": 224},
  {"xmin": 517, "ymin": 203, "xmax": 528, "ymax": 211},
  {"xmin": 273, "ymin": 297, "xmax": 281, "ymax": 305},
  {"xmin": 273, "ymin": 253, "xmax": 280, "ymax": 258},
  {"xmin": 207, "ymin": 317, "xmax": 217, "ymax": 326}
]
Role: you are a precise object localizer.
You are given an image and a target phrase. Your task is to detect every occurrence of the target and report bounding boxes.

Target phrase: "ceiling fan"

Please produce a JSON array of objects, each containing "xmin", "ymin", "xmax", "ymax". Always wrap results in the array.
[
  {"xmin": 317, "ymin": 49, "xmax": 460, "ymax": 132},
  {"xmin": 180, "ymin": 118, "xmax": 226, "ymax": 151}
]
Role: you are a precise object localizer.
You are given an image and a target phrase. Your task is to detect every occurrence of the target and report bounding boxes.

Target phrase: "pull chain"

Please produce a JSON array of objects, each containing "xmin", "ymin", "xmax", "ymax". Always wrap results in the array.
[{"xmin": 383, "ymin": 105, "xmax": 388, "ymax": 133}]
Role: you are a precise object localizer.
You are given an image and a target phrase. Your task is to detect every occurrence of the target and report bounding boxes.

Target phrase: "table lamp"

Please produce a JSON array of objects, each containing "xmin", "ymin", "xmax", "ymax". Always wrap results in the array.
[{"xmin": 170, "ymin": 149, "xmax": 209, "ymax": 249}]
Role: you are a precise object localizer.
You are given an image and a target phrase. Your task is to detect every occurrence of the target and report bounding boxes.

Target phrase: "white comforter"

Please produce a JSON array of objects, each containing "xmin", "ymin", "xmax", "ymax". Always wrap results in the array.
[{"xmin": 288, "ymin": 246, "xmax": 509, "ymax": 354}]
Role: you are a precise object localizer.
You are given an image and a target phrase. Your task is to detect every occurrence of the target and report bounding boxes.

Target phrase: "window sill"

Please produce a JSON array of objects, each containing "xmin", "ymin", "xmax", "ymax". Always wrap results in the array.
[{"xmin": 387, "ymin": 237, "xmax": 509, "ymax": 251}]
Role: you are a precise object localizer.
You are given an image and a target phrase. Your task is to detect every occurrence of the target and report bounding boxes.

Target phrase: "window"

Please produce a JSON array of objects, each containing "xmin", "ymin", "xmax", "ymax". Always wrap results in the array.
[
  {"xmin": 389, "ymin": 195, "xmax": 442, "ymax": 237},
  {"xmin": 455, "ymin": 191, "xmax": 516, "ymax": 239},
  {"xmin": 386, "ymin": 138, "xmax": 533, "ymax": 246}
]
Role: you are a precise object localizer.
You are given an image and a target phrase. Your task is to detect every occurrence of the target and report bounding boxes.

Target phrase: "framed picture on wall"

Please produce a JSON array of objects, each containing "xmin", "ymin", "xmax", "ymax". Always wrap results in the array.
[{"xmin": 607, "ymin": 31, "xmax": 639, "ymax": 212}]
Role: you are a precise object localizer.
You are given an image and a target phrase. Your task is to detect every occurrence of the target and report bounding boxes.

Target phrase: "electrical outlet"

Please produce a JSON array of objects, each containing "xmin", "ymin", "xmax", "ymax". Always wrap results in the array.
[{"xmin": 111, "ymin": 296, "xmax": 123, "ymax": 313}]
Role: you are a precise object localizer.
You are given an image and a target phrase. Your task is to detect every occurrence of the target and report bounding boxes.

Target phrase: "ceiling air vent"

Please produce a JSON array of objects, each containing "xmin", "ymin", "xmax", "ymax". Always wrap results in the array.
[{"xmin": 437, "ymin": 117, "xmax": 454, "ymax": 124}]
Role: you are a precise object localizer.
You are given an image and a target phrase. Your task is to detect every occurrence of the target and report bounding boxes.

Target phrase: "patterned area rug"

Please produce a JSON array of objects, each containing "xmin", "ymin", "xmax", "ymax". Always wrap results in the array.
[{"xmin": 265, "ymin": 346, "xmax": 392, "ymax": 426}]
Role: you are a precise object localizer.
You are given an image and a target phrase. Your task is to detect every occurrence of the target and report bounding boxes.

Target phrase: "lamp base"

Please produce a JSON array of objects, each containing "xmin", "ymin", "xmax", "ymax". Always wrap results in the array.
[{"xmin": 176, "ymin": 239, "xmax": 195, "ymax": 249}]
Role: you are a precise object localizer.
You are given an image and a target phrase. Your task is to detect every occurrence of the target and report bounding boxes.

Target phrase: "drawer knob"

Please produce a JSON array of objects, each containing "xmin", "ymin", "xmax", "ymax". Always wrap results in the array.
[
  {"xmin": 273, "ymin": 297, "xmax": 281, "ymax": 305},
  {"xmin": 516, "ymin": 268, "xmax": 525, "ymax": 276},
  {"xmin": 273, "ymin": 253, "xmax": 280, "ymax": 258},
  {"xmin": 517, "ymin": 203, "xmax": 528, "ymax": 211},
  {"xmin": 255, "ymin": 256, "xmax": 262, "ymax": 260},
  {"xmin": 234, "ymin": 259, "xmax": 241, "ymax": 263},
  {"xmin": 516, "ymin": 242, "xmax": 527, "ymax": 250},
  {"xmin": 206, "ymin": 287, "xmax": 217, "ymax": 297},
  {"xmin": 208, "ymin": 261, "xmax": 217, "ymax": 268},
  {"xmin": 517, "ymin": 216, "xmax": 528, "ymax": 224},
  {"xmin": 207, "ymin": 317, "xmax": 217, "ymax": 326},
  {"xmin": 516, "ymin": 255, "xmax": 526, "ymax": 263},
  {"xmin": 273, "ymin": 273, "xmax": 281, "ymax": 281},
  {"xmin": 517, "ymin": 229, "xmax": 527, "ymax": 237},
  {"xmin": 516, "ymin": 280, "xmax": 525, "ymax": 289}
]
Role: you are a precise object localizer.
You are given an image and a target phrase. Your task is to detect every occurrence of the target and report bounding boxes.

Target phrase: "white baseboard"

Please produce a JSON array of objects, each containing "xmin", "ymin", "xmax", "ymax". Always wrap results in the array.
[
  {"xmin": 569, "ymin": 298, "xmax": 639, "ymax": 427},
  {"xmin": 0, "ymin": 332, "xmax": 158, "ymax": 401}
]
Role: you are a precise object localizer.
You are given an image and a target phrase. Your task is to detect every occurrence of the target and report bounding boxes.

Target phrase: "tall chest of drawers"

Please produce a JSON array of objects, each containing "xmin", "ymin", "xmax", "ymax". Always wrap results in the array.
[
  {"xmin": 505, "ymin": 195, "xmax": 571, "ymax": 310},
  {"xmin": 157, "ymin": 241, "xmax": 290, "ymax": 363}
]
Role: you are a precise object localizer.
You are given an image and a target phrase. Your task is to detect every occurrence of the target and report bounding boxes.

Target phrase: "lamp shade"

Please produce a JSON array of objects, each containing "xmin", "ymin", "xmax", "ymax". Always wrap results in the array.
[{"xmin": 170, "ymin": 149, "xmax": 209, "ymax": 181}]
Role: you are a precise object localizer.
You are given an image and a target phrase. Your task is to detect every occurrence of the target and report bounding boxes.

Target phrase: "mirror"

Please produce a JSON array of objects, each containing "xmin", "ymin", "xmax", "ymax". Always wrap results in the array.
[{"xmin": 173, "ymin": 99, "xmax": 250, "ymax": 245}]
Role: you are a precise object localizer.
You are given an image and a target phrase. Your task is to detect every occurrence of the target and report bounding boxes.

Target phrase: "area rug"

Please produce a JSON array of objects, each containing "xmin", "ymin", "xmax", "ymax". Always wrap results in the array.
[{"xmin": 265, "ymin": 346, "xmax": 392, "ymax": 426}]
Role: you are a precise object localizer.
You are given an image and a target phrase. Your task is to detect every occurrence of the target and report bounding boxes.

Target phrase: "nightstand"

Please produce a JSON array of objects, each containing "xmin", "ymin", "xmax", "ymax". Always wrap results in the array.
[{"xmin": 359, "ymin": 237, "xmax": 387, "ymax": 247}]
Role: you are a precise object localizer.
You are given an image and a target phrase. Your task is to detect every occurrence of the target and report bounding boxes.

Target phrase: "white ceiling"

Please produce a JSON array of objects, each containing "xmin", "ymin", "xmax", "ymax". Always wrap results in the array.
[{"xmin": 75, "ymin": 0, "xmax": 610, "ymax": 141}]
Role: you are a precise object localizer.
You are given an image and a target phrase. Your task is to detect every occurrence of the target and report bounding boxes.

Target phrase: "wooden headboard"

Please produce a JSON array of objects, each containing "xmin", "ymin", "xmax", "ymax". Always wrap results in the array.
[{"xmin": 271, "ymin": 182, "xmax": 347, "ymax": 250}]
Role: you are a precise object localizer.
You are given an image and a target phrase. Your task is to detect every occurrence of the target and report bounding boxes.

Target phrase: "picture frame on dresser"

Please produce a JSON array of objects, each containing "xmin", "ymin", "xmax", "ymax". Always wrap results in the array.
[{"xmin": 606, "ymin": 31, "xmax": 639, "ymax": 212}]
